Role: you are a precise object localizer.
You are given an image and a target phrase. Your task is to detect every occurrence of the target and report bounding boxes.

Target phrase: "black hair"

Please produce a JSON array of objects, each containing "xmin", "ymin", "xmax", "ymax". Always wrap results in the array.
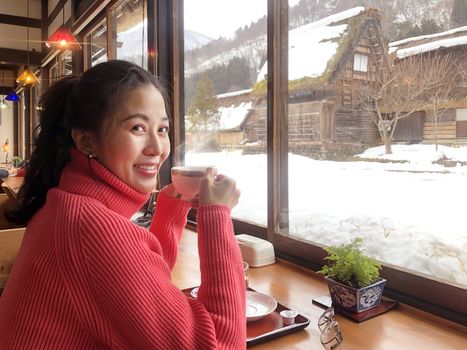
[{"xmin": 7, "ymin": 60, "xmax": 169, "ymax": 225}]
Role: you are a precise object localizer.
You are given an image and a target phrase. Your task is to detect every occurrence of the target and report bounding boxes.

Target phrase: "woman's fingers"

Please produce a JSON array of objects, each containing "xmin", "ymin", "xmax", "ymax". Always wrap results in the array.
[{"xmin": 198, "ymin": 173, "xmax": 240, "ymax": 209}]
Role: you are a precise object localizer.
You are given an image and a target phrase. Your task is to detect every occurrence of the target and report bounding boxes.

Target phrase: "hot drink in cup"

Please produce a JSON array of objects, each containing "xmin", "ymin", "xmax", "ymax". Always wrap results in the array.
[{"xmin": 171, "ymin": 166, "xmax": 216, "ymax": 200}]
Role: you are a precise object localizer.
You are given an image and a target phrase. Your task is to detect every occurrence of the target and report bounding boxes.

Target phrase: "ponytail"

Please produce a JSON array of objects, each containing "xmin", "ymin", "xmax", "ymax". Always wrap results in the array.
[{"xmin": 6, "ymin": 77, "xmax": 79, "ymax": 225}]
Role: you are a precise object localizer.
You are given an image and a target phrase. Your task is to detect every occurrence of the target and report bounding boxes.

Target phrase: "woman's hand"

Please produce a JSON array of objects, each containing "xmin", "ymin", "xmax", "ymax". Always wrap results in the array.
[{"xmin": 197, "ymin": 168, "xmax": 240, "ymax": 209}]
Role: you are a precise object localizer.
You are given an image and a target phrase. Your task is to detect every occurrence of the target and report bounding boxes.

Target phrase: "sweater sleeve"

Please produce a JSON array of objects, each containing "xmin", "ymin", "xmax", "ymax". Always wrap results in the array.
[
  {"xmin": 149, "ymin": 191, "xmax": 192, "ymax": 270},
  {"xmin": 197, "ymin": 205, "xmax": 247, "ymax": 350},
  {"xmin": 64, "ymin": 200, "xmax": 245, "ymax": 350}
]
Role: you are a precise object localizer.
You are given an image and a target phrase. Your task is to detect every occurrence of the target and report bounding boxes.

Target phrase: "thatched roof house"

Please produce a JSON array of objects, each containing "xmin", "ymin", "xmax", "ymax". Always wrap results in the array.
[
  {"xmin": 216, "ymin": 89, "xmax": 254, "ymax": 149},
  {"xmin": 249, "ymin": 7, "xmax": 388, "ymax": 156}
]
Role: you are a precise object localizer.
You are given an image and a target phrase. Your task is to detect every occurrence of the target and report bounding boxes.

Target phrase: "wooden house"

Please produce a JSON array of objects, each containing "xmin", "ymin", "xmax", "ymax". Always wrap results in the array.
[
  {"xmin": 389, "ymin": 27, "xmax": 467, "ymax": 143},
  {"xmin": 185, "ymin": 89, "xmax": 254, "ymax": 151},
  {"xmin": 249, "ymin": 7, "xmax": 387, "ymax": 156},
  {"xmin": 214, "ymin": 89, "xmax": 254, "ymax": 150}
]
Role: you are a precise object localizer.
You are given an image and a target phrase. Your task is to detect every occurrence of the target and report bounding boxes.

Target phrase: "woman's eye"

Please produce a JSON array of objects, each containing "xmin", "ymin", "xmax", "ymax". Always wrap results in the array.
[
  {"xmin": 132, "ymin": 124, "xmax": 146, "ymax": 132},
  {"xmin": 159, "ymin": 127, "xmax": 169, "ymax": 133}
]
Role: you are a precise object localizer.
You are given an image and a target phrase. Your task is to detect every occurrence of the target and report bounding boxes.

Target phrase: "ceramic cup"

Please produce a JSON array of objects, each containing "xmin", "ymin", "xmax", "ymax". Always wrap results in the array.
[{"xmin": 171, "ymin": 165, "xmax": 216, "ymax": 200}]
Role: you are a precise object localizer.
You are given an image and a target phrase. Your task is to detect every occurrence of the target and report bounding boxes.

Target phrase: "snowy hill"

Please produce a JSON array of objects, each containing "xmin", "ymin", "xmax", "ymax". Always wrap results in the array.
[
  {"xmin": 116, "ymin": 24, "xmax": 213, "ymax": 60},
  {"xmin": 185, "ymin": 35, "xmax": 266, "ymax": 78},
  {"xmin": 185, "ymin": 30, "xmax": 213, "ymax": 51}
]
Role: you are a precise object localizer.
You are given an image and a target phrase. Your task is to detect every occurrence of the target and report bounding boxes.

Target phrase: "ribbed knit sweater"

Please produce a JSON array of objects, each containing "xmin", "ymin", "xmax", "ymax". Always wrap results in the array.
[{"xmin": 0, "ymin": 149, "xmax": 246, "ymax": 349}]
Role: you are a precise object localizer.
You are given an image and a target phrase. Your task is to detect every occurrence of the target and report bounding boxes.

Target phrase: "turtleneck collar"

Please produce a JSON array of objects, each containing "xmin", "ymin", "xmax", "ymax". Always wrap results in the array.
[{"xmin": 58, "ymin": 148, "xmax": 150, "ymax": 219}]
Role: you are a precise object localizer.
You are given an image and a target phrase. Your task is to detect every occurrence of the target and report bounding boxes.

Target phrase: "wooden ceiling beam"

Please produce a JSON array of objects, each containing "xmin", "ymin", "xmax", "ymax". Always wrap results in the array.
[
  {"xmin": 0, "ymin": 48, "xmax": 42, "ymax": 66},
  {"xmin": 0, "ymin": 14, "xmax": 42, "ymax": 28}
]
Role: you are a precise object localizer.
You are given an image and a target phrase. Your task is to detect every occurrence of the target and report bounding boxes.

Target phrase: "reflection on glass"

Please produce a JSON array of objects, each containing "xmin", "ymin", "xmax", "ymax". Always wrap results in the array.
[
  {"xmin": 183, "ymin": 0, "xmax": 267, "ymax": 225},
  {"xmin": 284, "ymin": 1, "xmax": 465, "ymax": 288},
  {"xmin": 90, "ymin": 21, "xmax": 107, "ymax": 66},
  {"xmin": 50, "ymin": 51, "xmax": 72, "ymax": 83},
  {"xmin": 113, "ymin": 0, "xmax": 148, "ymax": 68}
]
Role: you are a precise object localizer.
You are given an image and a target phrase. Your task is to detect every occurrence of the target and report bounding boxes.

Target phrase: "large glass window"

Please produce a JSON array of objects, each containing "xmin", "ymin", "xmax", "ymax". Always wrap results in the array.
[
  {"xmin": 183, "ymin": 0, "xmax": 267, "ymax": 226},
  {"xmin": 283, "ymin": 1, "xmax": 466, "ymax": 290},
  {"xmin": 177, "ymin": 0, "xmax": 465, "ymax": 321}
]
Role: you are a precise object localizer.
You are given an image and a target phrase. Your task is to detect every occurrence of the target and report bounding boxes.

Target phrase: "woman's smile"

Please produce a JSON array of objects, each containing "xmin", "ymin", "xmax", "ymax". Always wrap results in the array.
[{"xmin": 134, "ymin": 162, "xmax": 159, "ymax": 177}]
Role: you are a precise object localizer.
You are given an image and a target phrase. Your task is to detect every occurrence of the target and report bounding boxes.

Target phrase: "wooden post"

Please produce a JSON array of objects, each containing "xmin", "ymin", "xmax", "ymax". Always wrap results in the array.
[{"xmin": 267, "ymin": 0, "xmax": 288, "ymax": 240}]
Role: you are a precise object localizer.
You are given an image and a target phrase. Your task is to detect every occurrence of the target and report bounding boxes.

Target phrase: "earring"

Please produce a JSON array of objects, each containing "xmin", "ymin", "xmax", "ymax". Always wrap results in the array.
[{"xmin": 88, "ymin": 153, "xmax": 95, "ymax": 159}]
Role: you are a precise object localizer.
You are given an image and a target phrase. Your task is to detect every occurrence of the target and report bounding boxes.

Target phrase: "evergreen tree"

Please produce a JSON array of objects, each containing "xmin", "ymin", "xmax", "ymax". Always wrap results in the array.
[
  {"xmin": 186, "ymin": 75, "xmax": 219, "ymax": 134},
  {"xmin": 420, "ymin": 18, "xmax": 442, "ymax": 35},
  {"xmin": 451, "ymin": 0, "xmax": 467, "ymax": 27}
]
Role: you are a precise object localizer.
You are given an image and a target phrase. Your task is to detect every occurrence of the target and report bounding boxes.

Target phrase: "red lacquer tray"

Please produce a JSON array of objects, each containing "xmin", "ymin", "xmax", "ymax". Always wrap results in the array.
[{"xmin": 183, "ymin": 287, "xmax": 310, "ymax": 347}]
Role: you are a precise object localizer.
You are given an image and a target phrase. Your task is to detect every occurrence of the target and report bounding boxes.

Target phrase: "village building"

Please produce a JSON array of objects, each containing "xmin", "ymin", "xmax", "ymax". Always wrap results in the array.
[
  {"xmin": 389, "ymin": 26, "xmax": 467, "ymax": 143},
  {"xmin": 214, "ymin": 89, "xmax": 254, "ymax": 150},
  {"xmin": 247, "ymin": 6, "xmax": 388, "ymax": 157}
]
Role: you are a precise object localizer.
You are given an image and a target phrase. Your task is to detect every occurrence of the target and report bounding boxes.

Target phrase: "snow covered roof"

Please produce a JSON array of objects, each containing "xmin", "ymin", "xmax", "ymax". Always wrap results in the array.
[
  {"xmin": 389, "ymin": 26, "xmax": 467, "ymax": 59},
  {"xmin": 216, "ymin": 88, "xmax": 252, "ymax": 99},
  {"xmin": 256, "ymin": 7, "xmax": 367, "ymax": 83},
  {"xmin": 218, "ymin": 102, "xmax": 252, "ymax": 130}
]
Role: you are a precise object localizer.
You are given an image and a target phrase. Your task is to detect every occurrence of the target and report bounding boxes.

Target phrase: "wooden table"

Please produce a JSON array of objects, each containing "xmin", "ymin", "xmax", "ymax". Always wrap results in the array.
[{"xmin": 174, "ymin": 230, "xmax": 467, "ymax": 349}]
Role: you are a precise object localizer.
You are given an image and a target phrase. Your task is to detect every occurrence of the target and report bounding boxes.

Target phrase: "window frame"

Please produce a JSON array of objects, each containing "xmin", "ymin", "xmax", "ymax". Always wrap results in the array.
[{"xmin": 353, "ymin": 52, "xmax": 368, "ymax": 72}]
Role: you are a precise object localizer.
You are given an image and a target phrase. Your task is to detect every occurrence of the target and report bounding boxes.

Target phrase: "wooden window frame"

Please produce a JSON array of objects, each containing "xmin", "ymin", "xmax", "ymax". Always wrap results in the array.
[{"xmin": 353, "ymin": 53, "xmax": 369, "ymax": 72}]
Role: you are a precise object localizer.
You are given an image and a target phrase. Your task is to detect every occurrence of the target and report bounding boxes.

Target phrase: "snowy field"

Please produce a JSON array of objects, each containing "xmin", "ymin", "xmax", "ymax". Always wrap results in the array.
[{"xmin": 186, "ymin": 144, "xmax": 467, "ymax": 287}]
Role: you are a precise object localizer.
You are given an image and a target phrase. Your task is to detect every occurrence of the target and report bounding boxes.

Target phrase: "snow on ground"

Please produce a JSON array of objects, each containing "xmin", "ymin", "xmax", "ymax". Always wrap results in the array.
[{"xmin": 186, "ymin": 144, "xmax": 467, "ymax": 287}]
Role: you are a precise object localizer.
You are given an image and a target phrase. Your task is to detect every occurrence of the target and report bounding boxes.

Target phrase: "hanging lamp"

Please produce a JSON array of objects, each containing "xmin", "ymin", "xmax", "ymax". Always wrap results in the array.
[
  {"xmin": 46, "ymin": 5, "xmax": 81, "ymax": 50},
  {"xmin": 3, "ymin": 69, "xmax": 20, "ymax": 101},
  {"xmin": 16, "ymin": 69, "xmax": 40, "ymax": 86},
  {"xmin": 5, "ymin": 90, "xmax": 20, "ymax": 102},
  {"xmin": 16, "ymin": 0, "xmax": 39, "ymax": 87}
]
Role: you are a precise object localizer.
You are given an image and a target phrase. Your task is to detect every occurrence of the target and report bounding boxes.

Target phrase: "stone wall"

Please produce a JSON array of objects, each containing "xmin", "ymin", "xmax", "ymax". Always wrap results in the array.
[{"xmin": 243, "ymin": 140, "xmax": 369, "ymax": 161}]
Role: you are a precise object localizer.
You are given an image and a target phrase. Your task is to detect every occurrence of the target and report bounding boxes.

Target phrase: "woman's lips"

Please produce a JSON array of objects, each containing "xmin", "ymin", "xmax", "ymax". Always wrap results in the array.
[{"xmin": 134, "ymin": 163, "xmax": 158, "ymax": 177}]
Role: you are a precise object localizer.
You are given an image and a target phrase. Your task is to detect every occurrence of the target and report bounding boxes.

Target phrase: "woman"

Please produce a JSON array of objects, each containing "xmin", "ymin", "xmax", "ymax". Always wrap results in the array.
[{"xmin": 0, "ymin": 60, "xmax": 246, "ymax": 349}]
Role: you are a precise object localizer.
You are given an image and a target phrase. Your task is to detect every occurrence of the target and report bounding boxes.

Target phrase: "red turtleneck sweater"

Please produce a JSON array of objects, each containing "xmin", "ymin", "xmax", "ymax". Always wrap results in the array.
[{"xmin": 0, "ymin": 149, "xmax": 246, "ymax": 349}]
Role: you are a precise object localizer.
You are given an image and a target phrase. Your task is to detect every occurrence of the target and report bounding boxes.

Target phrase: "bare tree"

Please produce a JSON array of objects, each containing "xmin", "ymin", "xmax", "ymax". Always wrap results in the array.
[
  {"xmin": 360, "ymin": 52, "xmax": 459, "ymax": 154},
  {"xmin": 426, "ymin": 54, "xmax": 462, "ymax": 151},
  {"xmin": 395, "ymin": 0, "xmax": 453, "ymax": 28}
]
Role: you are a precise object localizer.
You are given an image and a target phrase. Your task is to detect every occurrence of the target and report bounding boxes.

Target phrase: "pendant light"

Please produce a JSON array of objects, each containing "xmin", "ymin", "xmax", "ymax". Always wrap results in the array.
[
  {"xmin": 5, "ymin": 90, "xmax": 20, "ymax": 102},
  {"xmin": 16, "ymin": 0, "xmax": 39, "ymax": 87},
  {"xmin": 0, "ymin": 69, "xmax": 8, "ymax": 110},
  {"xmin": 46, "ymin": 4, "xmax": 81, "ymax": 50},
  {"xmin": 4, "ymin": 64, "xmax": 20, "ymax": 101},
  {"xmin": 16, "ymin": 69, "xmax": 39, "ymax": 86}
]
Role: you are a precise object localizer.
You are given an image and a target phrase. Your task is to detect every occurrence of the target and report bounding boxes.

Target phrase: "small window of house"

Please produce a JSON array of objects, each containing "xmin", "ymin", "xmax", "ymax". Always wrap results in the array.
[
  {"xmin": 456, "ymin": 108, "xmax": 467, "ymax": 121},
  {"xmin": 353, "ymin": 53, "xmax": 368, "ymax": 72}
]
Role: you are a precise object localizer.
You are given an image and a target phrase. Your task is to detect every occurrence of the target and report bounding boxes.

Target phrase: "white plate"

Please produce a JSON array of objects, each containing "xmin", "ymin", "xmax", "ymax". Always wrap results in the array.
[
  {"xmin": 246, "ymin": 291, "xmax": 277, "ymax": 322},
  {"xmin": 189, "ymin": 288, "xmax": 277, "ymax": 322}
]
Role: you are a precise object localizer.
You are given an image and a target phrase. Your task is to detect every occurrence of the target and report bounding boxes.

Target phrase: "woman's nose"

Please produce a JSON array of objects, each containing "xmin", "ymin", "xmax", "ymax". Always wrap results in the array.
[{"xmin": 145, "ymin": 133, "xmax": 163, "ymax": 156}]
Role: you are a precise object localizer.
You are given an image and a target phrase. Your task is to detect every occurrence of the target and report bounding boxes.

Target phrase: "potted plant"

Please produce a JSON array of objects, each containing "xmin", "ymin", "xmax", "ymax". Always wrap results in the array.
[
  {"xmin": 11, "ymin": 156, "xmax": 24, "ymax": 168},
  {"xmin": 318, "ymin": 237, "xmax": 386, "ymax": 313}
]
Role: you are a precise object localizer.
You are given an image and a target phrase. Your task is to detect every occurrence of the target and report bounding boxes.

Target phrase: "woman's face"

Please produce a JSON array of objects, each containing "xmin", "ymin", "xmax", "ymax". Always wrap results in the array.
[{"xmin": 94, "ymin": 84, "xmax": 170, "ymax": 193}]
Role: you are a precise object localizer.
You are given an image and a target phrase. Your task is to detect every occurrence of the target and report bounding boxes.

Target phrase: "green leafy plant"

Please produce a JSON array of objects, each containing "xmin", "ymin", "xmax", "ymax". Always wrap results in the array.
[
  {"xmin": 11, "ymin": 156, "xmax": 24, "ymax": 168},
  {"xmin": 318, "ymin": 237, "xmax": 382, "ymax": 288}
]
